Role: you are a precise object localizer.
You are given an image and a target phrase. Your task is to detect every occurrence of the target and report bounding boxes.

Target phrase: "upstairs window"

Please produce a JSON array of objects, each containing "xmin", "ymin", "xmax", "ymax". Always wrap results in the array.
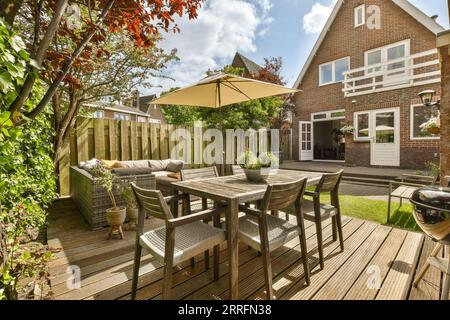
[
  {"xmin": 354, "ymin": 5, "xmax": 365, "ymax": 27},
  {"xmin": 114, "ymin": 112, "xmax": 130, "ymax": 121},
  {"xmin": 319, "ymin": 57, "xmax": 350, "ymax": 86}
]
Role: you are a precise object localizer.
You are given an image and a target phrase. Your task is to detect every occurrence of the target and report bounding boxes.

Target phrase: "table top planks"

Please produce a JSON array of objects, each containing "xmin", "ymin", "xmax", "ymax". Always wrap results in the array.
[{"xmin": 171, "ymin": 170, "xmax": 323, "ymax": 203}]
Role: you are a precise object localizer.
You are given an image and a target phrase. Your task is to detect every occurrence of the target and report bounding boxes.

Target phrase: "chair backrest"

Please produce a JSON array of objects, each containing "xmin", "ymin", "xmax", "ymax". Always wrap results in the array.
[
  {"xmin": 231, "ymin": 165, "xmax": 244, "ymax": 175},
  {"xmin": 260, "ymin": 178, "xmax": 307, "ymax": 212},
  {"xmin": 315, "ymin": 170, "xmax": 344, "ymax": 193},
  {"xmin": 181, "ymin": 166, "xmax": 219, "ymax": 181},
  {"xmin": 131, "ymin": 183, "xmax": 173, "ymax": 222}
]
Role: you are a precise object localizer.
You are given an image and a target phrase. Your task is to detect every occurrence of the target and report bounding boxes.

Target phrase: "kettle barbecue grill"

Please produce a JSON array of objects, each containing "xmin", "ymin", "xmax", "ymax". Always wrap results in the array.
[{"xmin": 410, "ymin": 187, "xmax": 450, "ymax": 300}]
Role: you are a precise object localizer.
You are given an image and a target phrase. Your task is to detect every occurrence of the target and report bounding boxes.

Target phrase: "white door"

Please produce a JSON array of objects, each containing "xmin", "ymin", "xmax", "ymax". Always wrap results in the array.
[
  {"xmin": 370, "ymin": 108, "xmax": 400, "ymax": 166},
  {"xmin": 299, "ymin": 121, "xmax": 313, "ymax": 161}
]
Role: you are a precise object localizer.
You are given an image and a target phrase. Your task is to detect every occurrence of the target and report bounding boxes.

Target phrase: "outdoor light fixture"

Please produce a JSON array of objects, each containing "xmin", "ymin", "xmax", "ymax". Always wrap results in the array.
[{"xmin": 418, "ymin": 89, "xmax": 439, "ymax": 107}]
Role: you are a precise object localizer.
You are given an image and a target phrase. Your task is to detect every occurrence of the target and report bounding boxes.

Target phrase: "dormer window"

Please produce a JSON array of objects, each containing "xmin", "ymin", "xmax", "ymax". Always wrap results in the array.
[{"xmin": 354, "ymin": 4, "xmax": 365, "ymax": 27}]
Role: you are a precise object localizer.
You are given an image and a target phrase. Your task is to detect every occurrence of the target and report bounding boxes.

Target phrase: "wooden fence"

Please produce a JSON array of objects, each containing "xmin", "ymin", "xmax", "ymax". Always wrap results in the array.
[{"xmin": 59, "ymin": 118, "xmax": 292, "ymax": 196}]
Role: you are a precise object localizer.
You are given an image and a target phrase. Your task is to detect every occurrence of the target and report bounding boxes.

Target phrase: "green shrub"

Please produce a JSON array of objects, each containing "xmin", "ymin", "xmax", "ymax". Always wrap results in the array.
[{"xmin": 0, "ymin": 18, "xmax": 56, "ymax": 300}]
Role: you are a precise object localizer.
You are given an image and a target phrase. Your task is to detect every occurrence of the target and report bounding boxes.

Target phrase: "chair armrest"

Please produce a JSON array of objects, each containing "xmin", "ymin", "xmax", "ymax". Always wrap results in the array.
[
  {"xmin": 238, "ymin": 204, "xmax": 262, "ymax": 217},
  {"xmin": 168, "ymin": 204, "xmax": 226, "ymax": 227},
  {"xmin": 304, "ymin": 190, "xmax": 319, "ymax": 198},
  {"xmin": 163, "ymin": 193, "xmax": 188, "ymax": 204}
]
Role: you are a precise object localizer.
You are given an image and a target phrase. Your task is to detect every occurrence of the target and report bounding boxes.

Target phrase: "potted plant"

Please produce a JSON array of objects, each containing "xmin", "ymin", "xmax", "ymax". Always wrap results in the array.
[
  {"xmin": 118, "ymin": 180, "xmax": 138, "ymax": 231},
  {"xmin": 91, "ymin": 165, "xmax": 126, "ymax": 239},
  {"xmin": 237, "ymin": 150, "xmax": 279, "ymax": 182},
  {"xmin": 340, "ymin": 124, "xmax": 355, "ymax": 136},
  {"xmin": 420, "ymin": 116, "xmax": 440, "ymax": 135}
]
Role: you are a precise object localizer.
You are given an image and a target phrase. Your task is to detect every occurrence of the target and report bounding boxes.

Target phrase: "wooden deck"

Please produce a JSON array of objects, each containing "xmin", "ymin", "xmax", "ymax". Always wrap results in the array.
[{"xmin": 47, "ymin": 198, "xmax": 447, "ymax": 300}]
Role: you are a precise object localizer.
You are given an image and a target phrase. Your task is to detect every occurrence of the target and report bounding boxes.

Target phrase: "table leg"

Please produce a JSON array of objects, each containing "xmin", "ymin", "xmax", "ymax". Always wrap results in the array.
[{"xmin": 227, "ymin": 198, "xmax": 239, "ymax": 300}]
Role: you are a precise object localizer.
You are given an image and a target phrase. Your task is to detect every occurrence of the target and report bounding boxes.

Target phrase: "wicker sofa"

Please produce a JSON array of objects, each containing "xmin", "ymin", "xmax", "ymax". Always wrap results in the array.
[{"xmin": 70, "ymin": 159, "xmax": 183, "ymax": 229}]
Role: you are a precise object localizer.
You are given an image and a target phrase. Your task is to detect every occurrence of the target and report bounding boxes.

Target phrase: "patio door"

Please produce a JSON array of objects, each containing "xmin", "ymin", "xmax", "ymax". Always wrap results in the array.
[
  {"xmin": 370, "ymin": 108, "xmax": 400, "ymax": 166},
  {"xmin": 299, "ymin": 121, "xmax": 313, "ymax": 161}
]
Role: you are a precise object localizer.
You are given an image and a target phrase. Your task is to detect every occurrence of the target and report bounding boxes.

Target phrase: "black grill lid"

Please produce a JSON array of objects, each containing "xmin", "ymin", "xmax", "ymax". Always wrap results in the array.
[{"xmin": 410, "ymin": 187, "xmax": 450, "ymax": 212}]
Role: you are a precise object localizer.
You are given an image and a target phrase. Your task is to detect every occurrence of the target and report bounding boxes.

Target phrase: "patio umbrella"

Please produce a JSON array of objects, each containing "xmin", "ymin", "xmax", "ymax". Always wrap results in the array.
[{"xmin": 151, "ymin": 73, "xmax": 299, "ymax": 175}]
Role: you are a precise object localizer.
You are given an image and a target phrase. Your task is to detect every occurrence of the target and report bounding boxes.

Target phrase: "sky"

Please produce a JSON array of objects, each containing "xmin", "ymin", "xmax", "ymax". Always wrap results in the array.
[{"xmin": 143, "ymin": 0, "xmax": 450, "ymax": 96}]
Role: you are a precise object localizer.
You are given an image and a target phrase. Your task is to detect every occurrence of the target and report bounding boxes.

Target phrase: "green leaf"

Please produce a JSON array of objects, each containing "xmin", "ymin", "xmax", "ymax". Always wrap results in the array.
[
  {"xmin": 29, "ymin": 59, "xmax": 42, "ymax": 70},
  {"xmin": 0, "ymin": 71, "xmax": 13, "ymax": 93},
  {"xmin": 10, "ymin": 35, "xmax": 25, "ymax": 52}
]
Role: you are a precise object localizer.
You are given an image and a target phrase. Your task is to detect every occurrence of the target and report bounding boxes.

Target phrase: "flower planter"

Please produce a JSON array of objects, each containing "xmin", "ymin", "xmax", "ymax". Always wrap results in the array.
[
  {"xmin": 126, "ymin": 206, "xmax": 139, "ymax": 230},
  {"xmin": 106, "ymin": 206, "xmax": 126, "ymax": 239},
  {"xmin": 427, "ymin": 127, "xmax": 440, "ymax": 135},
  {"xmin": 244, "ymin": 168, "xmax": 270, "ymax": 182}
]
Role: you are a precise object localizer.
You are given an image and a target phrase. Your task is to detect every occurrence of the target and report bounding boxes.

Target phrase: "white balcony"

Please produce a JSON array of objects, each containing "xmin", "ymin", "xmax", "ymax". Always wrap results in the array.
[{"xmin": 342, "ymin": 49, "xmax": 441, "ymax": 97}]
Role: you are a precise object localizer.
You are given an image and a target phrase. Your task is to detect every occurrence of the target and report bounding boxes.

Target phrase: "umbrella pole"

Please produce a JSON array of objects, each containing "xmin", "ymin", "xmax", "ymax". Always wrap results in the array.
[{"xmin": 217, "ymin": 80, "xmax": 225, "ymax": 176}]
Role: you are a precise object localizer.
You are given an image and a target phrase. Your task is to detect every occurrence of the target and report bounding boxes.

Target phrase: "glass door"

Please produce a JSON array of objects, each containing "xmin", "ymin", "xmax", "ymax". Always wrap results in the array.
[
  {"xmin": 299, "ymin": 121, "xmax": 313, "ymax": 161},
  {"xmin": 370, "ymin": 108, "xmax": 400, "ymax": 166}
]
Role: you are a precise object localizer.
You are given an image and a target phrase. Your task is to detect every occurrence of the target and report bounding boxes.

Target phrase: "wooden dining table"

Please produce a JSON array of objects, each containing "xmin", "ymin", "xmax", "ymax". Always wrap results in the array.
[{"xmin": 171, "ymin": 169, "xmax": 323, "ymax": 300}]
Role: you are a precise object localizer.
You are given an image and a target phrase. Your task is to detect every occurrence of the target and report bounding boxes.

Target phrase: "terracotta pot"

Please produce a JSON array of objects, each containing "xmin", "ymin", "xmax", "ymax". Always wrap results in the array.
[
  {"xmin": 244, "ymin": 168, "xmax": 270, "ymax": 182},
  {"xmin": 427, "ymin": 127, "xmax": 440, "ymax": 135},
  {"xmin": 106, "ymin": 207, "xmax": 126, "ymax": 227}
]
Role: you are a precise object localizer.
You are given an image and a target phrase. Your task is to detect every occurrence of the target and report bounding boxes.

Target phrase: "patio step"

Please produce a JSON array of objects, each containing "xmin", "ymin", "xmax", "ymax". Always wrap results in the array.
[{"xmin": 342, "ymin": 175, "xmax": 391, "ymax": 187}]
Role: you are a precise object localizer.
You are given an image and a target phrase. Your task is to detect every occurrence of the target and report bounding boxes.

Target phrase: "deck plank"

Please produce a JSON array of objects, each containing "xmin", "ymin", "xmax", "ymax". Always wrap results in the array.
[
  {"xmin": 376, "ymin": 231, "xmax": 424, "ymax": 300},
  {"xmin": 343, "ymin": 228, "xmax": 407, "ymax": 300},
  {"xmin": 47, "ymin": 198, "xmax": 439, "ymax": 300}
]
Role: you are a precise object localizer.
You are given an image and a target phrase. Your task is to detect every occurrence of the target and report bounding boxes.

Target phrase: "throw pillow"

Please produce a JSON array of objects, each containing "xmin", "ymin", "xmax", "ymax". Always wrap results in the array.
[
  {"xmin": 167, "ymin": 172, "xmax": 181, "ymax": 180},
  {"xmin": 166, "ymin": 160, "xmax": 185, "ymax": 173}
]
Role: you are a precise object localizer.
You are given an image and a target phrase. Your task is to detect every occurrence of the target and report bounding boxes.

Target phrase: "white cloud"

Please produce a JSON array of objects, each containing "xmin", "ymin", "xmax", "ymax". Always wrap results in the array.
[
  {"xmin": 145, "ymin": 0, "xmax": 274, "ymax": 95},
  {"xmin": 303, "ymin": 0, "xmax": 337, "ymax": 34}
]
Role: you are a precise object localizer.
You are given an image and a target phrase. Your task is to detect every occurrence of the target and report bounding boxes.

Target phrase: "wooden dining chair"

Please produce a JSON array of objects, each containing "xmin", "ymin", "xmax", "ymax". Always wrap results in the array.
[
  {"xmin": 302, "ymin": 170, "xmax": 344, "ymax": 270},
  {"xmin": 231, "ymin": 165, "xmax": 245, "ymax": 175},
  {"xmin": 130, "ymin": 183, "xmax": 225, "ymax": 300},
  {"xmin": 181, "ymin": 166, "xmax": 219, "ymax": 269},
  {"xmin": 237, "ymin": 178, "xmax": 310, "ymax": 299}
]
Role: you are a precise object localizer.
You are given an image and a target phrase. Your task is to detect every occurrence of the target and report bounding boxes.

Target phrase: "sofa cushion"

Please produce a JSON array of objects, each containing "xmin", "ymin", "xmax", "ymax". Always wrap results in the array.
[
  {"xmin": 119, "ymin": 160, "xmax": 150, "ymax": 169},
  {"xmin": 166, "ymin": 160, "xmax": 185, "ymax": 173},
  {"xmin": 101, "ymin": 160, "xmax": 120, "ymax": 170},
  {"xmin": 111, "ymin": 167, "xmax": 153, "ymax": 176},
  {"xmin": 78, "ymin": 158, "xmax": 101, "ymax": 173},
  {"xmin": 148, "ymin": 159, "xmax": 171, "ymax": 172}
]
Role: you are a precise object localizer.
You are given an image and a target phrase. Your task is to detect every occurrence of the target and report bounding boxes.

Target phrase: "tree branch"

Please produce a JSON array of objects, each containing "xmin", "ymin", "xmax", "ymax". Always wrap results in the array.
[
  {"xmin": 8, "ymin": 0, "xmax": 69, "ymax": 115},
  {"xmin": 25, "ymin": 0, "xmax": 116, "ymax": 120}
]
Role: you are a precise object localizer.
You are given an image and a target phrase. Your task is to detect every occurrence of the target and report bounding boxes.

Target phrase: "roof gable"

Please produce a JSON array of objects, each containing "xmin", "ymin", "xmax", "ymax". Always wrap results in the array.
[
  {"xmin": 232, "ymin": 52, "xmax": 263, "ymax": 75},
  {"xmin": 294, "ymin": 0, "xmax": 445, "ymax": 88}
]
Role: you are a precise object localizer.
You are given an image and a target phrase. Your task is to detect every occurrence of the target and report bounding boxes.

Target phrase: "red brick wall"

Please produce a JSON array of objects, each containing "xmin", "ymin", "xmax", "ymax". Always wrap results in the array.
[
  {"xmin": 439, "ymin": 41, "xmax": 450, "ymax": 185},
  {"xmin": 292, "ymin": 0, "xmax": 440, "ymax": 169}
]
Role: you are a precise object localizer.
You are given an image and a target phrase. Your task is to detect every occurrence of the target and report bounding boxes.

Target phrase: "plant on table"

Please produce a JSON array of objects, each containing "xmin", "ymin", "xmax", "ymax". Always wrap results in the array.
[
  {"xmin": 420, "ymin": 116, "xmax": 440, "ymax": 135},
  {"xmin": 237, "ymin": 150, "xmax": 279, "ymax": 182},
  {"xmin": 91, "ymin": 165, "xmax": 126, "ymax": 239}
]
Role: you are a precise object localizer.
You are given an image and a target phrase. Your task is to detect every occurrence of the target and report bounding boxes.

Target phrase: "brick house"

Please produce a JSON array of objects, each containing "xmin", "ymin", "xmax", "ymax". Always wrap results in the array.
[
  {"xmin": 232, "ymin": 52, "xmax": 263, "ymax": 77},
  {"xmin": 292, "ymin": 0, "xmax": 444, "ymax": 169},
  {"xmin": 84, "ymin": 92, "xmax": 166, "ymax": 124}
]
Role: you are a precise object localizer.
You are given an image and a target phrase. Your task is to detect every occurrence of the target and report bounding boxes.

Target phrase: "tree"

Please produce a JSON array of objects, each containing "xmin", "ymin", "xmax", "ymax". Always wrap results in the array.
[
  {"xmin": 3, "ymin": 0, "xmax": 204, "ymax": 124},
  {"xmin": 50, "ymin": 31, "xmax": 178, "ymax": 169}
]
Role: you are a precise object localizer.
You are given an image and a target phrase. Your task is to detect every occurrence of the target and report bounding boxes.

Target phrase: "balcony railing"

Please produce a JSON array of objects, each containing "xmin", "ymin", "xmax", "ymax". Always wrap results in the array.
[{"xmin": 342, "ymin": 49, "xmax": 441, "ymax": 97}]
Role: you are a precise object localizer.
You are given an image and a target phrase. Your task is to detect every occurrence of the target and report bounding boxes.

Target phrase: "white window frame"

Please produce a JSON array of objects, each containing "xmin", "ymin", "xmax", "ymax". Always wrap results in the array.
[
  {"xmin": 311, "ymin": 109, "xmax": 346, "ymax": 122},
  {"xmin": 364, "ymin": 39, "xmax": 411, "ymax": 75},
  {"xmin": 354, "ymin": 4, "xmax": 365, "ymax": 28},
  {"xmin": 92, "ymin": 110, "xmax": 104, "ymax": 119},
  {"xmin": 319, "ymin": 57, "xmax": 350, "ymax": 86},
  {"xmin": 149, "ymin": 119, "xmax": 161, "ymax": 124},
  {"xmin": 114, "ymin": 112, "xmax": 130, "ymax": 121},
  {"xmin": 409, "ymin": 104, "xmax": 440, "ymax": 141},
  {"xmin": 137, "ymin": 116, "xmax": 147, "ymax": 123},
  {"xmin": 354, "ymin": 111, "xmax": 371, "ymax": 141}
]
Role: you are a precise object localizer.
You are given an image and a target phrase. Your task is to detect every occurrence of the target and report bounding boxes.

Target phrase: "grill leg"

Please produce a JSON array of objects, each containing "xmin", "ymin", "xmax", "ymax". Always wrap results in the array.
[
  {"xmin": 413, "ymin": 243, "xmax": 442, "ymax": 287},
  {"xmin": 441, "ymin": 245, "xmax": 450, "ymax": 301}
]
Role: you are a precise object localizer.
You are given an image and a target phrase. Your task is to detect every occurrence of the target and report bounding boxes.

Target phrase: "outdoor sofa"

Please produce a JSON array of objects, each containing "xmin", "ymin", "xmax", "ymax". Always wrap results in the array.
[{"xmin": 70, "ymin": 159, "xmax": 184, "ymax": 229}]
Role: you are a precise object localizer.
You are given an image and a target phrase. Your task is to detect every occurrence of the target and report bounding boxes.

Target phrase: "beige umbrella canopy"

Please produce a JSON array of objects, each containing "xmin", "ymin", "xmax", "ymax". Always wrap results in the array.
[
  {"xmin": 150, "ymin": 73, "xmax": 299, "ymax": 175},
  {"xmin": 151, "ymin": 73, "xmax": 299, "ymax": 108}
]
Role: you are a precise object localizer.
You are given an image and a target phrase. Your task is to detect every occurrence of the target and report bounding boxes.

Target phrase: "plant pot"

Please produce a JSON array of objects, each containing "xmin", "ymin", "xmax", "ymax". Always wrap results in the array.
[
  {"xmin": 427, "ymin": 127, "xmax": 440, "ymax": 135},
  {"xmin": 126, "ymin": 206, "xmax": 139, "ymax": 230},
  {"xmin": 244, "ymin": 168, "xmax": 270, "ymax": 182},
  {"xmin": 106, "ymin": 207, "xmax": 127, "ymax": 227}
]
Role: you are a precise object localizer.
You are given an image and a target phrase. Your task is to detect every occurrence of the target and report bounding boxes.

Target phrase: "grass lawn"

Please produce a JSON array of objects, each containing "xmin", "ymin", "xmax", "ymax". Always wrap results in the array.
[{"xmin": 306, "ymin": 194, "xmax": 419, "ymax": 232}]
